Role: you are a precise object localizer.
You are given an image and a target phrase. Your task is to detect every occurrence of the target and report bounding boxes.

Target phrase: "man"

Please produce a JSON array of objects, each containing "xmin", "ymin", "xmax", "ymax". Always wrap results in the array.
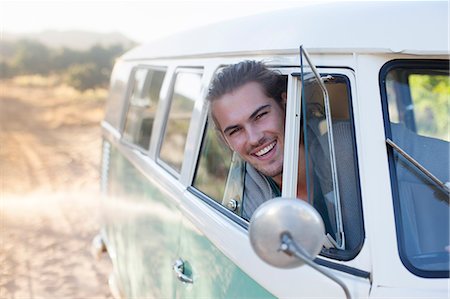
[{"xmin": 206, "ymin": 60, "xmax": 308, "ymax": 220}]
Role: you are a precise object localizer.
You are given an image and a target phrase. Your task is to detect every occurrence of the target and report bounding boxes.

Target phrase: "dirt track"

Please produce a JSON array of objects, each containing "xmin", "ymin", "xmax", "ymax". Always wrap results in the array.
[{"xmin": 1, "ymin": 78, "xmax": 113, "ymax": 298}]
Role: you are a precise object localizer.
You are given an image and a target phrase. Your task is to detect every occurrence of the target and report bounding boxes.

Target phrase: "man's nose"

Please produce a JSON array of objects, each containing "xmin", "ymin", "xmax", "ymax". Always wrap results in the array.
[{"xmin": 247, "ymin": 127, "xmax": 264, "ymax": 146}]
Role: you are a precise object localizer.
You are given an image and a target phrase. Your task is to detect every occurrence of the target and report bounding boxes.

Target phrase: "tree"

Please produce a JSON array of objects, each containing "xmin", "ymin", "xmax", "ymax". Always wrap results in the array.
[
  {"xmin": 2, "ymin": 39, "xmax": 128, "ymax": 90},
  {"xmin": 11, "ymin": 40, "xmax": 52, "ymax": 75},
  {"xmin": 65, "ymin": 63, "xmax": 109, "ymax": 91}
]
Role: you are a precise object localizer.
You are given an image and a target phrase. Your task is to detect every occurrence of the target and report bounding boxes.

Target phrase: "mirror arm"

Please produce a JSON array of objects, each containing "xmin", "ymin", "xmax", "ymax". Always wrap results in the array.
[{"xmin": 280, "ymin": 233, "xmax": 352, "ymax": 299}]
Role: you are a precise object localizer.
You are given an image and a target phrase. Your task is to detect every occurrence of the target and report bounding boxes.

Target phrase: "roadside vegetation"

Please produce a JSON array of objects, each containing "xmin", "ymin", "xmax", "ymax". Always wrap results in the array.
[{"xmin": 1, "ymin": 39, "xmax": 127, "ymax": 91}]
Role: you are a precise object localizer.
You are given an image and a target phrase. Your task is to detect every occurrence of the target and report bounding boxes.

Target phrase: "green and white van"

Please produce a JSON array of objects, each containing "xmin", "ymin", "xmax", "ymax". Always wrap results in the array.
[{"xmin": 94, "ymin": 1, "xmax": 449, "ymax": 298}]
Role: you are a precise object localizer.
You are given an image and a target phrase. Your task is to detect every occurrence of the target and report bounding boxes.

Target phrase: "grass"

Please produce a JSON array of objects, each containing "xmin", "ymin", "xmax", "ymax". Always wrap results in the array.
[{"xmin": 9, "ymin": 74, "xmax": 108, "ymax": 102}]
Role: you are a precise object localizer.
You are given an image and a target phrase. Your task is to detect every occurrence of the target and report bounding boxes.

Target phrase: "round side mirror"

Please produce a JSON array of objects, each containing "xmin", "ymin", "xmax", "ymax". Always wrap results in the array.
[{"xmin": 249, "ymin": 197, "xmax": 325, "ymax": 268}]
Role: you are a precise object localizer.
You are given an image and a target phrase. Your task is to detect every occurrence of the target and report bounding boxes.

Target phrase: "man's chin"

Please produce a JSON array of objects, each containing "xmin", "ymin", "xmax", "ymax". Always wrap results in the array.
[{"xmin": 255, "ymin": 166, "xmax": 282, "ymax": 179}]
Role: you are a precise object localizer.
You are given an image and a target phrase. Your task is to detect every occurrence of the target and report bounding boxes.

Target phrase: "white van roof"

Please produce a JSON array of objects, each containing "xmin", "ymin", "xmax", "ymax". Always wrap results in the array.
[{"xmin": 123, "ymin": 1, "xmax": 449, "ymax": 60}]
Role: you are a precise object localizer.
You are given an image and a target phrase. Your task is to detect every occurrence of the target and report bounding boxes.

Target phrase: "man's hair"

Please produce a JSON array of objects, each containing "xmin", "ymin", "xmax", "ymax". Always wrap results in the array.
[{"xmin": 206, "ymin": 60, "xmax": 287, "ymax": 107}]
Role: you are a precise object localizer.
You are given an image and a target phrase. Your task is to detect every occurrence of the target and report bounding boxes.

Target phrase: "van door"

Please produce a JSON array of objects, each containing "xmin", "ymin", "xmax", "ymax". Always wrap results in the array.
[
  {"xmin": 105, "ymin": 146, "xmax": 183, "ymax": 298},
  {"xmin": 102, "ymin": 66, "xmax": 183, "ymax": 298},
  {"xmin": 175, "ymin": 119, "xmax": 276, "ymax": 298},
  {"xmin": 171, "ymin": 58, "xmax": 372, "ymax": 298}
]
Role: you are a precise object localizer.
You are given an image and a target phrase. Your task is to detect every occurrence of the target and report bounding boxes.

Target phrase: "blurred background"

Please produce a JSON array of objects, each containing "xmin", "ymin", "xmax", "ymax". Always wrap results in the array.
[{"xmin": 1, "ymin": 0, "xmax": 318, "ymax": 298}]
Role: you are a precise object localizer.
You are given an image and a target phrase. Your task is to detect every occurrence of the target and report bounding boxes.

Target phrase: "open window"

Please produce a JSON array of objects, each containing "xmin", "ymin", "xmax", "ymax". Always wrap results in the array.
[
  {"xmin": 288, "ymin": 47, "xmax": 363, "ymax": 256},
  {"xmin": 192, "ymin": 58, "xmax": 363, "ymax": 258},
  {"xmin": 294, "ymin": 47, "xmax": 344, "ymax": 250},
  {"xmin": 193, "ymin": 120, "xmax": 234, "ymax": 204}
]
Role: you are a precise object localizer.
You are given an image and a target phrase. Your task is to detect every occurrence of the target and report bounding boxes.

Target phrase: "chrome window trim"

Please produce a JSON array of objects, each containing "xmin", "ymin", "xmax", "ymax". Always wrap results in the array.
[
  {"xmin": 119, "ymin": 64, "xmax": 168, "ymax": 153},
  {"xmin": 156, "ymin": 67, "xmax": 204, "ymax": 178}
]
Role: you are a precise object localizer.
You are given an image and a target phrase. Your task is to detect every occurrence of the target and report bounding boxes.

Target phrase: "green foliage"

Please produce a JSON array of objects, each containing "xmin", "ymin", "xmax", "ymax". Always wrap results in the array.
[
  {"xmin": 410, "ymin": 74, "xmax": 449, "ymax": 141},
  {"xmin": 0, "ymin": 39, "xmax": 128, "ymax": 91},
  {"xmin": 194, "ymin": 124, "xmax": 232, "ymax": 201},
  {"xmin": 0, "ymin": 61, "xmax": 14, "ymax": 78},
  {"xmin": 51, "ymin": 47, "xmax": 85, "ymax": 71},
  {"xmin": 65, "ymin": 63, "xmax": 110, "ymax": 91},
  {"xmin": 10, "ymin": 40, "xmax": 52, "ymax": 75}
]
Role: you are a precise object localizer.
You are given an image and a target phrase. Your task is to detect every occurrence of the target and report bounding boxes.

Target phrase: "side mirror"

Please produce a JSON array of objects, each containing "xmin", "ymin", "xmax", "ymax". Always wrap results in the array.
[
  {"xmin": 248, "ymin": 197, "xmax": 352, "ymax": 299},
  {"xmin": 248, "ymin": 197, "xmax": 325, "ymax": 268}
]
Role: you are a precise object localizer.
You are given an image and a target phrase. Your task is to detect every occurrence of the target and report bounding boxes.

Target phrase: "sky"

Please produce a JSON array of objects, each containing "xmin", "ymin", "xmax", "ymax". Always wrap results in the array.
[
  {"xmin": 0, "ymin": 0, "xmax": 321, "ymax": 43},
  {"xmin": 0, "ymin": 0, "xmax": 409, "ymax": 44}
]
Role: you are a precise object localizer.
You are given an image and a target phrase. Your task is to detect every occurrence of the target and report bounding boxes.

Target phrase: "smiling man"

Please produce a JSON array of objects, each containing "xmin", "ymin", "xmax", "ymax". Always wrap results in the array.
[{"xmin": 207, "ymin": 60, "xmax": 294, "ymax": 219}]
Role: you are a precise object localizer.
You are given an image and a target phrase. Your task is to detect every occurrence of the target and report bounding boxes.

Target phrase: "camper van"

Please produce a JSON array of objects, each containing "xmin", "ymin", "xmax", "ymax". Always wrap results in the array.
[{"xmin": 93, "ymin": 1, "xmax": 449, "ymax": 298}]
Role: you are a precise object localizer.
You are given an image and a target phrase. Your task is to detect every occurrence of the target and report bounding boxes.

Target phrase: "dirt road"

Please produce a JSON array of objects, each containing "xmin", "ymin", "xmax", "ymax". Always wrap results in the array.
[{"xmin": 1, "ymin": 78, "xmax": 113, "ymax": 298}]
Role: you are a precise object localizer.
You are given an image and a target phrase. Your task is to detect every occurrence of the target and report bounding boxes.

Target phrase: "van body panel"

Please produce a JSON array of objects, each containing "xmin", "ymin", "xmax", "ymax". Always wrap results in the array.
[
  {"xmin": 103, "ymin": 145, "xmax": 183, "ymax": 298},
  {"xmin": 99, "ymin": 1, "xmax": 449, "ymax": 298},
  {"xmin": 371, "ymin": 285, "xmax": 449, "ymax": 299},
  {"xmin": 102, "ymin": 126, "xmax": 276, "ymax": 299},
  {"xmin": 352, "ymin": 54, "xmax": 401, "ymax": 286},
  {"xmin": 179, "ymin": 188, "xmax": 371, "ymax": 298},
  {"xmin": 176, "ymin": 209, "xmax": 275, "ymax": 299}
]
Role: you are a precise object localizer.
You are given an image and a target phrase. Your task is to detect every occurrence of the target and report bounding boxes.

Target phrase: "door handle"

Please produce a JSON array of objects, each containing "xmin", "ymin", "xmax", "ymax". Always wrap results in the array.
[{"xmin": 173, "ymin": 258, "xmax": 193, "ymax": 284}]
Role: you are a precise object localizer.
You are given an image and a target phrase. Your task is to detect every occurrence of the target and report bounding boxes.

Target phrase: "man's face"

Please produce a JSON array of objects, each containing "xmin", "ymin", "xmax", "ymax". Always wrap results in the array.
[{"xmin": 211, "ymin": 81, "xmax": 286, "ymax": 180}]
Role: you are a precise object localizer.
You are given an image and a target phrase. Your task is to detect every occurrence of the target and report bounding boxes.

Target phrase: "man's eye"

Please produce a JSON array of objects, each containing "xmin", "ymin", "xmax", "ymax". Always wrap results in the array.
[
  {"xmin": 228, "ymin": 128, "xmax": 241, "ymax": 136},
  {"xmin": 255, "ymin": 111, "xmax": 268, "ymax": 120}
]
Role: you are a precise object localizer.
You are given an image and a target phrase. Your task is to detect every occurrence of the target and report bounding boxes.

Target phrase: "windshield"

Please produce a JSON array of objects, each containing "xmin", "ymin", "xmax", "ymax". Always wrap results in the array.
[{"xmin": 382, "ymin": 60, "xmax": 449, "ymax": 277}]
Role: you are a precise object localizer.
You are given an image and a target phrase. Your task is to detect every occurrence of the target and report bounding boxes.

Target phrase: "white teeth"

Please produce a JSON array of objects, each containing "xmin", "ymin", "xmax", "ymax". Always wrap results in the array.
[{"xmin": 255, "ymin": 142, "xmax": 275, "ymax": 157}]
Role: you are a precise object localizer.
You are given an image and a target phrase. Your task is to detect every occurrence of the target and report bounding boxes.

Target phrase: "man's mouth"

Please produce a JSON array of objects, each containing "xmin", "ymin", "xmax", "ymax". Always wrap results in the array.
[{"xmin": 253, "ymin": 141, "xmax": 276, "ymax": 157}]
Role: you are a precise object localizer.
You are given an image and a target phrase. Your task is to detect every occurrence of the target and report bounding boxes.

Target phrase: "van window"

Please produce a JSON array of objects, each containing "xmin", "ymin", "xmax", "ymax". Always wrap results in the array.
[
  {"xmin": 193, "ymin": 121, "xmax": 234, "ymax": 203},
  {"xmin": 123, "ymin": 67, "xmax": 166, "ymax": 149},
  {"xmin": 193, "ymin": 66, "xmax": 363, "ymax": 256},
  {"xmin": 104, "ymin": 61, "xmax": 134, "ymax": 130},
  {"xmin": 381, "ymin": 60, "xmax": 449, "ymax": 278},
  {"xmin": 159, "ymin": 69, "xmax": 202, "ymax": 173},
  {"xmin": 192, "ymin": 73, "xmax": 288, "ymax": 220},
  {"xmin": 301, "ymin": 72, "xmax": 363, "ymax": 256}
]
